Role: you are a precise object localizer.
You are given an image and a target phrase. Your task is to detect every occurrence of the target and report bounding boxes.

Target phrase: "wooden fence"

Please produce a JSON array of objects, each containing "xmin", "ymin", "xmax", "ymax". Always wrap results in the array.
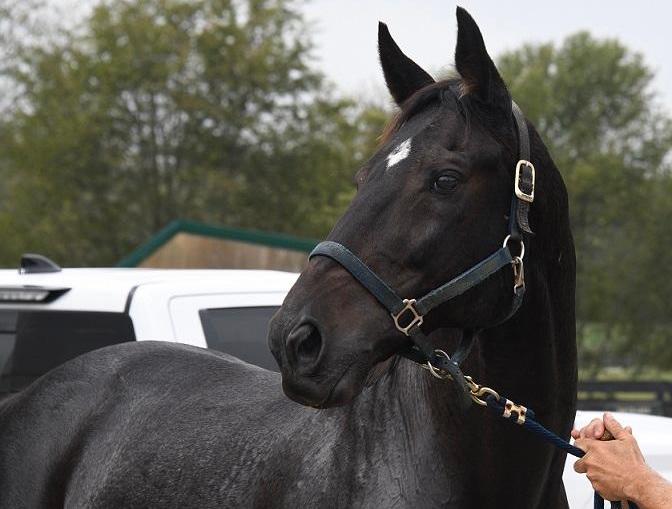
[{"xmin": 577, "ymin": 381, "xmax": 672, "ymax": 417}]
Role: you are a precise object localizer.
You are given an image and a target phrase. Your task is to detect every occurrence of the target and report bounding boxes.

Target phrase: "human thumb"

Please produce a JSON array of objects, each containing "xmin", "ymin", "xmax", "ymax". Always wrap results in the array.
[{"xmin": 603, "ymin": 412, "xmax": 628, "ymax": 439}]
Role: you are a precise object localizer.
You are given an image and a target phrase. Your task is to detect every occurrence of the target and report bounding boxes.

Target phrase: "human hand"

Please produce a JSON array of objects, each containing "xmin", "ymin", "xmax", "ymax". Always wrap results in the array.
[
  {"xmin": 571, "ymin": 413, "xmax": 632, "ymax": 441},
  {"xmin": 573, "ymin": 413, "xmax": 647, "ymax": 502}
]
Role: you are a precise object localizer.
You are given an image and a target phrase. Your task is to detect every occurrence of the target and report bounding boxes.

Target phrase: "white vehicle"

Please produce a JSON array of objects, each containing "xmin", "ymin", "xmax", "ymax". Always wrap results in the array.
[
  {"xmin": 0, "ymin": 254, "xmax": 297, "ymax": 395},
  {"xmin": 1, "ymin": 255, "xmax": 670, "ymax": 508}
]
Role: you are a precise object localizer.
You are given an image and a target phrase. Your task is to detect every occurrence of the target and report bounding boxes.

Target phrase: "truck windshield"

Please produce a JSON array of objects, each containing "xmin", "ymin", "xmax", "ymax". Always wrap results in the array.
[
  {"xmin": 0, "ymin": 310, "xmax": 135, "ymax": 395},
  {"xmin": 200, "ymin": 307, "xmax": 279, "ymax": 371}
]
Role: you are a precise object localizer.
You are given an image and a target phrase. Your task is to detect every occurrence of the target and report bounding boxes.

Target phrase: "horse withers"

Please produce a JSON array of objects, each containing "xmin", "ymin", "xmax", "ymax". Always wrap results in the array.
[{"xmin": 0, "ymin": 8, "xmax": 576, "ymax": 508}]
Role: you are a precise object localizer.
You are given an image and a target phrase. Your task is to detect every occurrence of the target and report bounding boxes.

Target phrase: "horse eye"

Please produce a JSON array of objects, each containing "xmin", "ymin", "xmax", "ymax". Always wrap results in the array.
[{"xmin": 432, "ymin": 174, "xmax": 459, "ymax": 193}]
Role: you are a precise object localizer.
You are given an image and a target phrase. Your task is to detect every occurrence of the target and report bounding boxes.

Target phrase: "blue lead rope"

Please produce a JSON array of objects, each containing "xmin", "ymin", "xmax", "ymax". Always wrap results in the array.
[{"xmin": 484, "ymin": 395, "xmax": 639, "ymax": 509}]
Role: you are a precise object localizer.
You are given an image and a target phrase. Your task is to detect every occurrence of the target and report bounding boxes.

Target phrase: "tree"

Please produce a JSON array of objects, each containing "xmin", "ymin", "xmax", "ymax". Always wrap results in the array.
[
  {"xmin": 230, "ymin": 100, "xmax": 387, "ymax": 238},
  {"xmin": 0, "ymin": 0, "xmax": 384, "ymax": 265},
  {"xmin": 498, "ymin": 33, "xmax": 672, "ymax": 374}
]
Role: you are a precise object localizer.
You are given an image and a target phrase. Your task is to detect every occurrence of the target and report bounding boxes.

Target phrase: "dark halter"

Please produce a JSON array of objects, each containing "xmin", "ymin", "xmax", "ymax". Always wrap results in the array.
[{"xmin": 309, "ymin": 100, "xmax": 535, "ymax": 406}]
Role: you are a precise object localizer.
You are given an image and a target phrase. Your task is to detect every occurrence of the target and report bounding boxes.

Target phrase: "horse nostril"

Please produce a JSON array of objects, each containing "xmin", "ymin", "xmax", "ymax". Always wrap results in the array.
[
  {"xmin": 288, "ymin": 323, "xmax": 323, "ymax": 369},
  {"xmin": 297, "ymin": 327, "xmax": 322, "ymax": 363}
]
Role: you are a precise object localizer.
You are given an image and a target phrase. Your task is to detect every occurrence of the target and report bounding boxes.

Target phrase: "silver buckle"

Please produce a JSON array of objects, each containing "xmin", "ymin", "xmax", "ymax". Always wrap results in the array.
[
  {"xmin": 391, "ymin": 299, "xmax": 423, "ymax": 336},
  {"xmin": 514, "ymin": 160, "xmax": 535, "ymax": 203}
]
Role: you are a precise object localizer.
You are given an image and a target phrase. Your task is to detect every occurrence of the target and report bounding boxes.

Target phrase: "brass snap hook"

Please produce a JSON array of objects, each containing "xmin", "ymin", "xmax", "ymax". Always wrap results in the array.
[{"xmin": 464, "ymin": 375, "xmax": 500, "ymax": 406}]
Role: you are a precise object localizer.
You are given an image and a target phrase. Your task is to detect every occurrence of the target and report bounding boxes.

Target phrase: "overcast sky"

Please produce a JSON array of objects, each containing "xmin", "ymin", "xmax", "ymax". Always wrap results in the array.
[{"xmin": 303, "ymin": 1, "xmax": 672, "ymax": 113}]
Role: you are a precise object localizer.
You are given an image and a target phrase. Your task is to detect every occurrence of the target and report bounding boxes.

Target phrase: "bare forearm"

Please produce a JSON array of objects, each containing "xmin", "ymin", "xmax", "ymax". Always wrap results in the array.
[{"xmin": 625, "ymin": 466, "xmax": 672, "ymax": 509}]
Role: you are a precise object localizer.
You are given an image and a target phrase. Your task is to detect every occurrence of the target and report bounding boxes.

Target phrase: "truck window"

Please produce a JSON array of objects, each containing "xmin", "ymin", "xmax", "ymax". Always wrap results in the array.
[
  {"xmin": 0, "ymin": 310, "xmax": 135, "ymax": 395},
  {"xmin": 199, "ymin": 307, "xmax": 279, "ymax": 371}
]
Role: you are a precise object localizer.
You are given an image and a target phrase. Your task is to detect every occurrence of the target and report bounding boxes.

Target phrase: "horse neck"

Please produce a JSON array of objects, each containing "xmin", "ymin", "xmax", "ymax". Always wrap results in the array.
[
  {"xmin": 371, "ymin": 246, "xmax": 574, "ymax": 469},
  {"xmin": 477, "ymin": 250, "xmax": 577, "ymax": 420},
  {"xmin": 333, "ymin": 246, "xmax": 576, "ymax": 503},
  {"xmin": 335, "ymin": 356, "xmax": 472, "ymax": 501},
  {"xmin": 468, "ymin": 242, "xmax": 577, "ymax": 507},
  {"xmin": 353, "ymin": 272, "xmax": 574, "ymax": 446}
]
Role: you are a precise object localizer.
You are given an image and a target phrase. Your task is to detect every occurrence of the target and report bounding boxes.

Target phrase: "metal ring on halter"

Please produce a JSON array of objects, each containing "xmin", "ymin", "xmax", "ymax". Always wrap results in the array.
[
  {"xmin": 503, "ymin": 235, "xmax": 525, "ymax": 260},
  {"xmin": 426, "ymin": 349, "xmax": 453, "ymax": 380}
]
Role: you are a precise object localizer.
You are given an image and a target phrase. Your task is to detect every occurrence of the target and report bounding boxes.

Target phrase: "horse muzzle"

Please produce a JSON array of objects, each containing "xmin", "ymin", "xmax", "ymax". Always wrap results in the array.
[{"xmin": 268, "ymin": 308, "xmax": 388, "ymax": 408}]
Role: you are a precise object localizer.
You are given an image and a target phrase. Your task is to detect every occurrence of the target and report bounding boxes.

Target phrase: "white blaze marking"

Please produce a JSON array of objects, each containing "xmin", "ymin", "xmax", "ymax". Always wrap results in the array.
[{"xmin": 386, "ymin": 138, "xmax": 412, "ymax": 170}]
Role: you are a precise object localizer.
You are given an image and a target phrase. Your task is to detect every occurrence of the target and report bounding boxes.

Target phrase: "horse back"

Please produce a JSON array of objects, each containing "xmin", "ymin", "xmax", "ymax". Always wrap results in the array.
[{"xmin": 0, "ymin": 341, "xmax": 318, "ymax": 508}]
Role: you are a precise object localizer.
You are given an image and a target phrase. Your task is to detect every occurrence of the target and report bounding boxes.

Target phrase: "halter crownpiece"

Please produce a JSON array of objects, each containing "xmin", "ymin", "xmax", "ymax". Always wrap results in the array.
[{"xmin": 309, "ymin": 100, "xmax": 534, "ymax": 407}]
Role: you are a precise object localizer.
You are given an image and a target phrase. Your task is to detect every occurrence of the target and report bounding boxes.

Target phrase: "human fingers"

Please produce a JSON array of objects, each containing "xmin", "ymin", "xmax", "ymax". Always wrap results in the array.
[
  {"xmin": 591, "ymin": 418, "xmax": 605, "ymax": 439},
  {"xmin": 571, "ymin": 428, "xmax": 580, "ymax": 439},
  {"xmin": 603, "ymin": 412, "xmax": 628, "ymax": 440},
  {"xmin": 598, "ymin": 429, "xmax": 613, "ymax": 441},
  {"xmin": 625, "ymin": 426, "xmax": 632, "ymax": 435},
  {"xmin": 573, "ymin": 457, "xmax": 587, "ymax": 474},
  {"xmin": 580, "ymin": 417, "xmax": 604, "ymax": 439},
  {"xmin": 573, "ymin": 437, "xmax": 592, "ymax": 454}
]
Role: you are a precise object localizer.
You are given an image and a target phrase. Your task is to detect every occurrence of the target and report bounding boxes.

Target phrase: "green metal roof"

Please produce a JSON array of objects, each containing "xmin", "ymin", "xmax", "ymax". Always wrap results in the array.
[{"xmin": 117, "ymin": 219, "xmax": 319, "ymax": 267}]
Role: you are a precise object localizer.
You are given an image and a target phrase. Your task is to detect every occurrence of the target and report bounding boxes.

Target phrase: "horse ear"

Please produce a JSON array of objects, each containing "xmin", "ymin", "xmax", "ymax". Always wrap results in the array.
[
  {"xmin": 454, "ymin": 7, "xmax": 510, "ymax": 107},
  {"xmin": 378, "ymin": 22, "xmax": 435, "ymax": 106}
]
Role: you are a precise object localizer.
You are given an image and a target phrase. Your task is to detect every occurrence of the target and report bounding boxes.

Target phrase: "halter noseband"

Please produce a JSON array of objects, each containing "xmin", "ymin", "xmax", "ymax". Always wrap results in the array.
[{"xmin": 309, "ymin": 100, "xmax": 535, "ymax": 406}]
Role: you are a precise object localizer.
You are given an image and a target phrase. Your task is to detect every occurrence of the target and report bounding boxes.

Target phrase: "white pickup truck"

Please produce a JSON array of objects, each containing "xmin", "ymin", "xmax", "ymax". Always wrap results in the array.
[
  {"xmin": 1, "ymin": 256, "xmax": 669, "ymax": 508},
  {"xmin": 0, "ymin": 259, "xmax": 297, "ymax": 393}
]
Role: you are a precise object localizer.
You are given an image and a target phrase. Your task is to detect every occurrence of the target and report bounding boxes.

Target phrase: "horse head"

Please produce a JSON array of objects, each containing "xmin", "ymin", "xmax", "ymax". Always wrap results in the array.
[{"xmin": 269, "ymin": 7, "xmax": 562, "ymax": 408}]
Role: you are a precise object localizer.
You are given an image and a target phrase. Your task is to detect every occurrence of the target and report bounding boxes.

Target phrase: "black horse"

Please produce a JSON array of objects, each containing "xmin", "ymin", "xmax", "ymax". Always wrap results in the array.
[{"xmin": 0, "ymin": 8, "xmax": 576, "ymax": 508}]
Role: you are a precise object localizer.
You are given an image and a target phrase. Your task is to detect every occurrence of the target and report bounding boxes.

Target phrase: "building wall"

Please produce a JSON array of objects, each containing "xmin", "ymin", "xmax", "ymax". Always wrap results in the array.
[{"xmin": 139, "ymin": 232, "xmax": 308, "ymax": 272}]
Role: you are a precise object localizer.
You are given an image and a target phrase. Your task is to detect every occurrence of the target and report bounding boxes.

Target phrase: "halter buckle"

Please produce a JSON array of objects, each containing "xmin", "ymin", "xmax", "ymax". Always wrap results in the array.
[
  {"xmin": 514, "ymin": 160, "xmax": 535, "ymax": 203},
  {"xmin": 391, "ymin": 299, "xmax": 424, "ymax": 336}
]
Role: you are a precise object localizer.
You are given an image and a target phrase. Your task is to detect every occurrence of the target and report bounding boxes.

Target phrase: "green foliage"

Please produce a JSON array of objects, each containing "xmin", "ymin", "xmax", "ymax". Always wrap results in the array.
[
  {"xmin": 0, "ymin": 0, "xmax": 385, "ymax": 265},
  {"xmin": 231, "ymin": 99, "xmax": 386, "ymax": 237},
  {"xmin": 499, "ymin": 32, "xmax": 672, "ymax": 374},
  {"xmin": 1, "ymin": 2, "xmax": 670, "ymax": 375}
]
